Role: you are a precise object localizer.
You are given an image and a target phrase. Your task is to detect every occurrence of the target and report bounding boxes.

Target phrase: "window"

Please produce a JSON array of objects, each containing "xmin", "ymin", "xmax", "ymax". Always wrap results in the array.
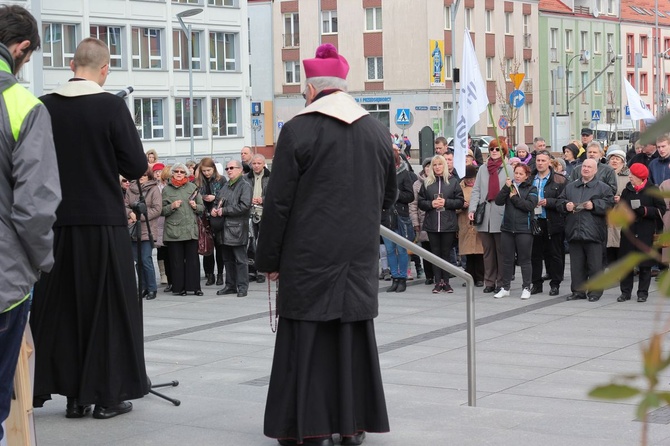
[
  {"xmin": 504, "ymin": 13, "xmax": 511, "ymax": 34},
  {"xmin": 361, "ymin": 103, "xmax": 389, "ymax": 128},
  {"xmin": 134, "ymin": 98, "xmax": 165, "ymax": 140},
  {"xmin": 175, "ymin": 98, "xmax": 203, "ymax": 138},
  {"xmin": 208, "ymin": 0, "xmax": 236, "ymax": 5},
  {"xmin": 580, "ymin": 31, "xmax": 588, "ymax": 51},
  {"xmin": 43, "ymin": 23, "xmax": 77, "ymax": 68},
  {"xmin": 90, "ymin": 26, "xmax": 122, "ymax": 68},
  {"xmin": 641, "ymin": 73, "xmax": 648, "ymax": 94},
  {"xmin": 550, "ymin": 28, "xmax": 558, "ymax": 62},
  {"xmin": 445, "ymin": 55, "xmax": 452, "ymax": 80},
  {"xmin": 284, "ymin": 13, "xmax": 299, "ymax": 47},
  {"xmin": 211, "ymin": 97, "xmax": 238, "ymax": 137},
  {"xmin": 581, "ymin": 71, "xmax": 588, "ymax": 103},
  {"xmin": 284, "ymin": 61, "xmax": 300, "ymax": 84},
  {"xmin": 486, "ymin": 57, "xmax": 493, "ymax": 80},
  {"xmin": 551, "ymin": 69, "xmax": 558, "ymax": 105},
  {"xmin": 524, "ymin": 103, "xmax": 531, "ymax": 125},
  {"xmin": 366, "ymin": 7, "xmax": 382, "ymax": 31},
  {"xmin": 367, "ymin": 57, "xmax": 383, "ymax": 81},
  {"xmin": 209, "ymin": 32, "xmax": 237, "ymax": 71},
  {"xmin": 172, "ymin": 30, "xmax": 201, "ymax": 70},
  {"xmin": 485, "ymin": 11, "xmax": 492, "ymax": 33},
  {"xmin": 627, "ymin": 73, "xmax": 634, "ymax": 88},
  {"xmin": 565, "ymin": 29, "xmax": 573, "ymax": 51},
  {"xmin": 626, "ymin": 34, "xmax": 634, "ymax": 66},
  {"xmin": 640, "ymin": 35, "xmax": 648, "ymax": 57},
  {"xmin": 595, "ymin": 74, "xmax": 602, "ymax": 93},
  {"xmin": 465, "ymin": 8, "xmax": 472, "ymax": 30},
  {"xmin": 321, "ymin": 10, "xmax": 337, "ymax": 34},
  {"xmin": 607, "ymin": 0, "xmax": 614, "ymax": 14},
  {"xmin": 523, "ymin": 14, "xmax": 529, "ymax": 35},
  {"xmin": 172, "ymin": 0, "xmax": 200, "ymax": 3},
  {"xmin": 444, "ymin": 6, "xmax": 451, "ymax": 30},
  {"xmin": 594, "ymin": 32, "xmax": 601, "ymax": 53},
  {"xmin": 607, "ymin": 33, "xmax": 614, "ymax": 51},
  {"xmin": 131, "ymin": 27, "xmax": 162, "ymax": 69}
]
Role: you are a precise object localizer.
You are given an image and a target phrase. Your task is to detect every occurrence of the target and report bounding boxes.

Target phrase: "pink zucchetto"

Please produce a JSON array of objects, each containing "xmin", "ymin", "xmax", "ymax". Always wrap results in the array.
[{"xmin": 303, "ymin": 43, "xmax": 349, "ymax": 80}]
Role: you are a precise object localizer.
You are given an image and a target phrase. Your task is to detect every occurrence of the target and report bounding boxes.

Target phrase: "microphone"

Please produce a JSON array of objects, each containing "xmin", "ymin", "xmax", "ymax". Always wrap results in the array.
[{"xmin": 115, "ymin": 86, "xmax": 134, "ymax": 98}]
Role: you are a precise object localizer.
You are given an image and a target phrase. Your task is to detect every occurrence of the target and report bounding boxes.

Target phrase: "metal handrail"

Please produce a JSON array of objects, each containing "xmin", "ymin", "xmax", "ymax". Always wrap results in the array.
[{"xmin": 380, "ymin": 225, "xmax": 477, "ymax": 407}]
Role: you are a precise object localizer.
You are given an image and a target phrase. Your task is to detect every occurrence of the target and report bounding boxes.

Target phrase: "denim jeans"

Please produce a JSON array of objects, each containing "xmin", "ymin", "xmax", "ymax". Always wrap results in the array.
[
  {"xmin": 132, "ymin": 240, "xmax": 157, "ymax": 292},
  {"xmin": 0, "ymin": 298, "xmax": 30, "ymax": 441},
  {"xmin": 382, "ymin": 216, "xmax": 415, "ymax": 279}
]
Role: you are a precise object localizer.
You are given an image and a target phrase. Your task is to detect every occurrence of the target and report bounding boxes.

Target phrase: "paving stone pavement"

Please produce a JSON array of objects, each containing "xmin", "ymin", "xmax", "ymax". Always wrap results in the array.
[{"xmin": 29, "ymin": 260, "xmax": 670, "ymax": 446}]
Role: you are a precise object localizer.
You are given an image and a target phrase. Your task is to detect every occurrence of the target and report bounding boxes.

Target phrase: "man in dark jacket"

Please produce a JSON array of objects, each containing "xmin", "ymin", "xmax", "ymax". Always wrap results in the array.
[
  {"xmin": 256, "ymin": 44, "xmax": 395, "ymax": 446},
  {"xmin": 246, "ymin": 154, "xmax": 270, "ymax": 283},
  {"xmin": 570, "ymin": 141, "xmax": 617, "ymax": 194},
  {"xmin": 648, "ymin": 134, "xmax": 670, "ymax": 185},
  {"xmin": 557, "ymin": 159, "xmax": 615, "ymax": 302},
  {"xmin": 627, "ymin": 141, "xmax": 658, "ymax": 168},
  {"xmin": 530, "ymin": 150, "xmax": 567, "ymax": 296},
  {"xmin": 213, "ymin": 160, "xmax": 253, "ymax": 297}
]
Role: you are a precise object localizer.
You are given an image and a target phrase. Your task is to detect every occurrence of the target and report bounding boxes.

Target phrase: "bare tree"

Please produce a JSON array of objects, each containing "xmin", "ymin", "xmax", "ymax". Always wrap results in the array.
[{"xmin": 494, "ymin": 55, "xmax": 522, "ymax": 148}]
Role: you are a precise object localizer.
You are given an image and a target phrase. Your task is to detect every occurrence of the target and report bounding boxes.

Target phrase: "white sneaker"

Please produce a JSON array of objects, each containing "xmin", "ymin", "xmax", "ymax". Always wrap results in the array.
[
  {"xmin": 494, "ymin": 288, "xmax": 510, "ymax": 298},
  {"xmin": 520, "ymin": 288, "xmax": 531, "ymax": 300}
]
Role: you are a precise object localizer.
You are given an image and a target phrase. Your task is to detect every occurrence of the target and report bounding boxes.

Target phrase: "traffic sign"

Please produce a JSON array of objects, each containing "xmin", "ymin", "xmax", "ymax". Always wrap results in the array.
[
  {"xmin": 509, "ymin": 90, "xmax": 525, "ymax": 108},
  {"xmin": 498, "ymin": 116, "xmax": 509, "ymax": 130},
  {"xmin": 396, "ymin": 108, "xmax": 411, "ymax": 125},
  {"xmin": 591, "ymin": 110, "xmax": 601, "ymax": 121},
  {"xmin": 277, "ymin": 120, "xmax": 284, "ymax": 129},
  {"xmin": 624, "ymin": 105, "xmax": 630, "ymax": 117},
  {"xmin": 251, "ymin": 102, "xmax": 261, "ymax": 116},
  {"xmin": 509, "ymin": 73, "xmax": 525, "ymax": 90},
  {"xmin": 251, "ymin": 118, "xmax": 261, "ymax": 129}
]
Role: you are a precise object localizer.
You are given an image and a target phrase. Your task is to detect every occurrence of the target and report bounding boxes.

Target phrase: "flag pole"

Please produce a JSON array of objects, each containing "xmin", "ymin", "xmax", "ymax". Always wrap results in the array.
[{"xmin": 487, "ymin": 104, "xmax": 509, "ymax": 179}]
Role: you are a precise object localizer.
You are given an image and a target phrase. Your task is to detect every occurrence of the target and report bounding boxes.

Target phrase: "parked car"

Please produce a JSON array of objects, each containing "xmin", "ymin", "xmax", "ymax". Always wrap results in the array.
[{"xmin": 448, "ymin": 135, "xmax": 494, "ymax": 153}]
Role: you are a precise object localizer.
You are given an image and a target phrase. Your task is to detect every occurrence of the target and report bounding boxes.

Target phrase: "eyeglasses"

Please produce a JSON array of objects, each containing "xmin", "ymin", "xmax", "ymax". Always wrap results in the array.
[
  {"xmin": 581, "ymin": 134, "xmax": 590, "ymax": 137},
  {"xmin": 121, "ymin": 179, "xmax": 129, "ymax": 183},
  {"xmin": 489, "ymin": 148, "xmax": 500, "ymax": 152},
  {"xmin": 225, "ymin": 166, "xmax": 239, "ymax": 171},
  {"xmin": 173, "ymin": 170, "xmax": 186, "ymax": 174}
]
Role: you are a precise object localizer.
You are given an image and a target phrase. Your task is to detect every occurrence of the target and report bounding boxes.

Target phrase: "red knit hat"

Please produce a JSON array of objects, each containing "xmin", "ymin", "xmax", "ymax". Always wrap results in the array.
[
  {"xmin": 152, "ymin": 163, "xmax": 165, "ymax": 172},
  {"xmin": 303, "ymin": 44, "xmax": 349, "ymax": 79},
  {"xmin": 629, "ymin": 163, "xmax": 648, "ymax": 181}
]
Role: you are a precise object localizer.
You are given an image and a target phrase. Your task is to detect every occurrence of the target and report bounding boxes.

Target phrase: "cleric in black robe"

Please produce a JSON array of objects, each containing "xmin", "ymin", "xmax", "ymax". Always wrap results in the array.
[
  {"xmin": 256, "ymin": 44, "xmax": 396, "ymax": 446},
  {"xmin": 30, "ymin": 38, "xmax": 149, "ymax": 419}
]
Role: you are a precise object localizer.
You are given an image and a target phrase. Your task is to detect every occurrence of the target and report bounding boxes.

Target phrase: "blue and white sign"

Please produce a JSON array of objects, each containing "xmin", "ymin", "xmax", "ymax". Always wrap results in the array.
[
  {"xmin": 509, "ymin": 90, "xmax": 525, "ymax": 108},
  {"xmin": 277, "ymin": 120, "xmax": 284, "ymax": 129},
  {"xmin": 251, "ymin": 102, "xmax": 261, "ymax": 116},
  {"xmin": 625, "ymin": 105, "xmax": 631, "ymax": 117},
  {"xmin": 415, "ymin": 106, "xmax": 429, "ymax": 111},
  {"xmin": 591, "ymin": 110, "xmax": 601, "ymax": 121},
  {"xmin": 251, "ymin": 118, "xmax": 261, "ymax": 128},
  {"xmin": 498, "ymin": 116, "xmax": 509, "ymax": 130},
  {"xmin": 396, "ymin": 108, "xmax": 411, "ymax": 125}
]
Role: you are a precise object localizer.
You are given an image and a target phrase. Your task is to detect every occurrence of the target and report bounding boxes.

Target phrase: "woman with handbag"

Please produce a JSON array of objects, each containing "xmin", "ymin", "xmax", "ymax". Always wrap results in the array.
[
  {"xmin": 418, "ymin": 155, "xmax": 464, "ymax": 293},
  {"xmin": 162, "ymin": 163, "xmax": 205, "ymax": 296},
  {"xmin": 457, "ymin": 166, "xmax": 485, "ymax": 287},
  {"xmin": 381, "ymin": 145, "xmax": 416, "ymax": 293},
  {"xmin": 125, "ymin": 168, "xmax": 162, "ymax": 300},
  {"xmin": 617, "ymin": 164, "xmax": 666, "ymax": 302},
  {"xmin": 493, "ymin": 163, "xmax": 538, "ymax": 299},
  {"xmin": 468, "ymin": 137, "xmax": 509, "ymax": 294},
  {"xmin": 197, "ymin": 158, "xmax": 226, "ymax": 286},
  {"xmin": 410, "ymin": 158, "xmax": 435, "ymax": 285}
]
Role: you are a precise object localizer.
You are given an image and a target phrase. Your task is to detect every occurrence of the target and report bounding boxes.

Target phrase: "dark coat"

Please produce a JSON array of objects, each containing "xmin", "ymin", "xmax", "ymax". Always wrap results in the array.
[
  {"xmin": 557, "ymin": 178, "xmax": 615, "ymax": 243},
  {"xmin": 198, "ymin": 175, "xmax": 226, "ymax": 212},
  {"xmin": 619, "ymin": 182, "xmax": 667, "ymax": 267},
  {"xmin": 627, "ymin": 151, "xmax": 658, "ymax": 168},
  {"xmin": 246, "ymin": 166, "xmax": 271, "ymax": 198},
  {"xmin": 494, "ymin": 180, "xmax": 538, "ymax": 234},
  {"xmin": 381, "ymin": 163, "xmax": 414, "ymax": 229},
  {"xmin": 212, "ymin": 177, "xmax": 253, "ymax": 246},
  {"xmin": 255, "ymin": 92, "xmax": 396, "ymax": 322},
  {"xmin": 570, "ymin": 161, "xmax": 618, "ymax": 194},
  {"xmin": 417, "ymin": 175, "xmax": 464, "ymax": 233},
  {"xmin": 531, "ymin": 169, "xmax": 567, "ymax": 235}
]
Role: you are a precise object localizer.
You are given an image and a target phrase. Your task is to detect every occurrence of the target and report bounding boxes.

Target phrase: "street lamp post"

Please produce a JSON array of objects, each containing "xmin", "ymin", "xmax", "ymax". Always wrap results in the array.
[
  {"xmin": 658, "ymin": 47, "xmax": 670, "ymax": 116},
  {"xmin": 564, "ymin": 53, "xmax": 582, "ymax": 115},
  {"xmin": 177, "ymin": 8, "xmax": 203, "ymax": 162}
]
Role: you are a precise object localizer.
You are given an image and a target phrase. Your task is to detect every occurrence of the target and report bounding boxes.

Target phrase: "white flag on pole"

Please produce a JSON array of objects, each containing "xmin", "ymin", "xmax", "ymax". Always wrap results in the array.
[
  {"xmin": 454, "ymin": 29, "xmax": 489, "ymax": 179},
  {"xmin": 623, "ymin": 78, "xmax": 656, "ymax": 123}
]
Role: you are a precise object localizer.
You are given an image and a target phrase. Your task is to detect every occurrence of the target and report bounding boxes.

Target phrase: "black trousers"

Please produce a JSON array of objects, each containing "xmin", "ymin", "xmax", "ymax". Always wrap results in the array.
[
  {"xmin": 203, "ymin": 242, "xmax": 224, "ymax": 275},
  {"xmin": 168, "ymin": 240, "xmax": 201, "ymax": 293},
  {"xmin": 531, "ymin": 219, "xmax": 565, "ymax": 288},
  {"xmin": 222, "ymin": 244, "xmax": 249, "ymax": 292},
  {"xmin": 157, "ymin": 245, "xmax": 171, "ymax": 284},
  {"xmin": 247, "ymin": 220, "xmax": 260, "ymax": 277},
  {"xmin": 420, "ymin": 240, "xmax": 434, "ymax": 280},
  {"xmin": 501, "ymin": 232, "xmax": 533, "ymax": 289},
  {"xmin": 464, "ymin": 254, "xmax": 484, "ymax": 283},
  {"xmin": 621, "ymin": 267, "xmax": 652, "ymax": 298},
  {"xmin": 569, "ymin": 241, "xmax": 603, "ymax": 298},
  {"xmin": 427, "ymin": 232, "xmax": 455, "ymax": 284}
]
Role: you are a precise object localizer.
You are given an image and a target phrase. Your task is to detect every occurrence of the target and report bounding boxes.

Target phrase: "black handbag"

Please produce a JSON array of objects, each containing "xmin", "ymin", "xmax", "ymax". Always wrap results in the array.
[
  {"xmin": 530, "ymin": 216, "xmax": 542, "ymax": 236},
  {"xmin": 129, "ymin": 221, "xmax": 140, "ymax": 241},
  {"xmin": 474, "ymin": 202, "xmax": 486, "ymax": 225}
]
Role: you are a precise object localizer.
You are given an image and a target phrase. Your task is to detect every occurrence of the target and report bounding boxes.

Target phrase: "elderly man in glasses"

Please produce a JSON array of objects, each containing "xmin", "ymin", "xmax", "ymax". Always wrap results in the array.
[{"xmin": 213, "ymin": 160, "xmax": 253, "ymax": 297}]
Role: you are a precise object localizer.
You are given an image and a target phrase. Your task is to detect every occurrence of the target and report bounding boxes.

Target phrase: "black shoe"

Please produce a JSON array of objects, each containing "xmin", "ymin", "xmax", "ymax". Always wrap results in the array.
[
  {"xmin": 65, "ymin": 398, "xmax": 91, "ymax": 419},
  {"xmin": 142, "ymin": 289, "xmax": 149, "ymax": 298},
  {"xmin": 638, "ymin": 295, "xmax": 648, "ymax": 302},
  {"xmin": 432, "ymin": 283, "xmax": 442, "ymax": 294},
  {"xmin": 442, "ymin": 282, "xmax": 454, "ymax": 293},
  {"xmin": 216, "ymin": 274, "xmax": 224, "ymax": 286},
  {"xmin": 566, "ymin": 293, "xmax": 586, "ymax": 301},
  {"xmin": 205, "ymin": 274, "xmax": 215, "ymax": 286},
  {"xmin": 216, "ymin": 287, "xmax": 237, "ymax": 295},
  {"xmin": 549, "ymin": 287, "xmax": 560, "ymax": 296},
  {"xmin": 530, "ymin": 285, "xmax": 543, "ymax": 295},
  {"xmin": 587, "ymin": 295, "xmax": 601, "ymax": 302},
  {"xmin": 617, "ymin": 294, "xmax": 631, "ymax": 302},
  {"xmin": 425, "ymin": 278, "xmax": 434, "ymax": 285},
  {"xmin": 395, "ymin": 278, "xmax": 406, "ymax": 293},
  {"xmin": 179, "ymin": 290, "xmax": 187, "ymax": 296},
  {"xmin": 278, "ymin": 437, "xmax": 334, "ymax": 446},
  {"xmin": 475, "ymin": 281, "xmax": 484, "ymax": 287},
  {"xmin": 257, "ymin": 275, "xmax": 266, "ymax": 283},
  {"xmin": 341, "ymin": 432, "xmax": 366, "ymax": 446},
  {"xmin": 164, "ymin": 284, "xmax": 172, "ymax": 293},
  {"xmin": 92, "ymin": 401, "xmax": 132, "ymax": 419},
  {"xmin": 194, "ymin": 290, "xmax": 203, "ymax": 296},
  {"xmin": 146, "ymin": 291, "xmax": 157, "ymax": 300},
  {"xmin": 237, "ymin": 291, "xmax": 247, "ymax": 297},
  {"xmin": 387, "ymin": 279, "xmax": 399, "ymax": 292},
  {"xmin": 482, "ymin": 286, "xmax": 496, "ymax": 293}
]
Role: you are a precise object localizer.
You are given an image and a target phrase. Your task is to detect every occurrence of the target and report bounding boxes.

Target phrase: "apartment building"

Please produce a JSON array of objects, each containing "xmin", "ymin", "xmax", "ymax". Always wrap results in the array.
[{"xmin": 3, "ymin": 0, "xmax": 251, "ymax": 162}]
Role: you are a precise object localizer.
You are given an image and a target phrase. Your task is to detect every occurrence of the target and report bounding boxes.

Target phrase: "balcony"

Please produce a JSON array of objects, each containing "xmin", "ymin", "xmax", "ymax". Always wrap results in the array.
[{"xmin": 283, "ymin": 33, "xmax": 300, "ymax": 48}]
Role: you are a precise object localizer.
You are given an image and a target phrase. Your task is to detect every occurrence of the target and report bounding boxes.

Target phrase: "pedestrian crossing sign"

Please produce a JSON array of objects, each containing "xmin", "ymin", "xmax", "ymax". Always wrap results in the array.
[{"xmin": 396, "ymin": 109, "xmax": 411, "ymax": 125}]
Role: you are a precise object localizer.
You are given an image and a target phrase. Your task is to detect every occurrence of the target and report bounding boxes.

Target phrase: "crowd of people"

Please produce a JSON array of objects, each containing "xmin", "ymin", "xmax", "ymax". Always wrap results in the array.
[{"xmin": 391, "ymin": 129, "xmax": 668, "ymax": 304}]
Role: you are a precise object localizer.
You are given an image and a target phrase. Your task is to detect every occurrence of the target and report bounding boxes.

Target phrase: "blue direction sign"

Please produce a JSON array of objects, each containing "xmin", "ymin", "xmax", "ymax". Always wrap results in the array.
[
  {"xmin": 396, "ymin": 108, "xmax": 411, "ymax": 125},
  {"xmin": 625, "ymin": 105, "xmax": 631, "ymax": 117},
  {"xmin": 509, "ymin": 90, "xmax": 525, "ymax": 108},
  {"xmin": 498, "ymin": 116, "xmax": 509, "ymax": 130},
  {"xmin": 591, "ymin": 110, "xmax": 601, "ymax": 121}
]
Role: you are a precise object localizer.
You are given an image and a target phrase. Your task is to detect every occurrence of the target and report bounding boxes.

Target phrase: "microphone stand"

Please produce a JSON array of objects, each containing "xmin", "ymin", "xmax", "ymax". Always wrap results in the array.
[{"xmin": 131, "ymin": 179, "xmax": 181, "ymax": 406}]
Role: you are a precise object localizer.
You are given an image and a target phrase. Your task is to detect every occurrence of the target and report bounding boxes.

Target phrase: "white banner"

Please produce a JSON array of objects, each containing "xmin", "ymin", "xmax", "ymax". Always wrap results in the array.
[
  {"xmin": 623, "ymin": 78, "xmax": 656, "ymax": 122},
  {"xmin": 454, "ymin": 29, "xmax": 489, "ymax": 178}
]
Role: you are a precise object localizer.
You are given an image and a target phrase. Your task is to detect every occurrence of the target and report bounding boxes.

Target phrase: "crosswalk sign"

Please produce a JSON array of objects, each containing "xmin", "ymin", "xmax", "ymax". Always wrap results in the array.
[
  {"xmin": 591, "ymin": 110, "xmax": 601, "ymax": 121},
  {"xmin": 396, "ymin": 109, "xmax": 411, "ymax": 125}
]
